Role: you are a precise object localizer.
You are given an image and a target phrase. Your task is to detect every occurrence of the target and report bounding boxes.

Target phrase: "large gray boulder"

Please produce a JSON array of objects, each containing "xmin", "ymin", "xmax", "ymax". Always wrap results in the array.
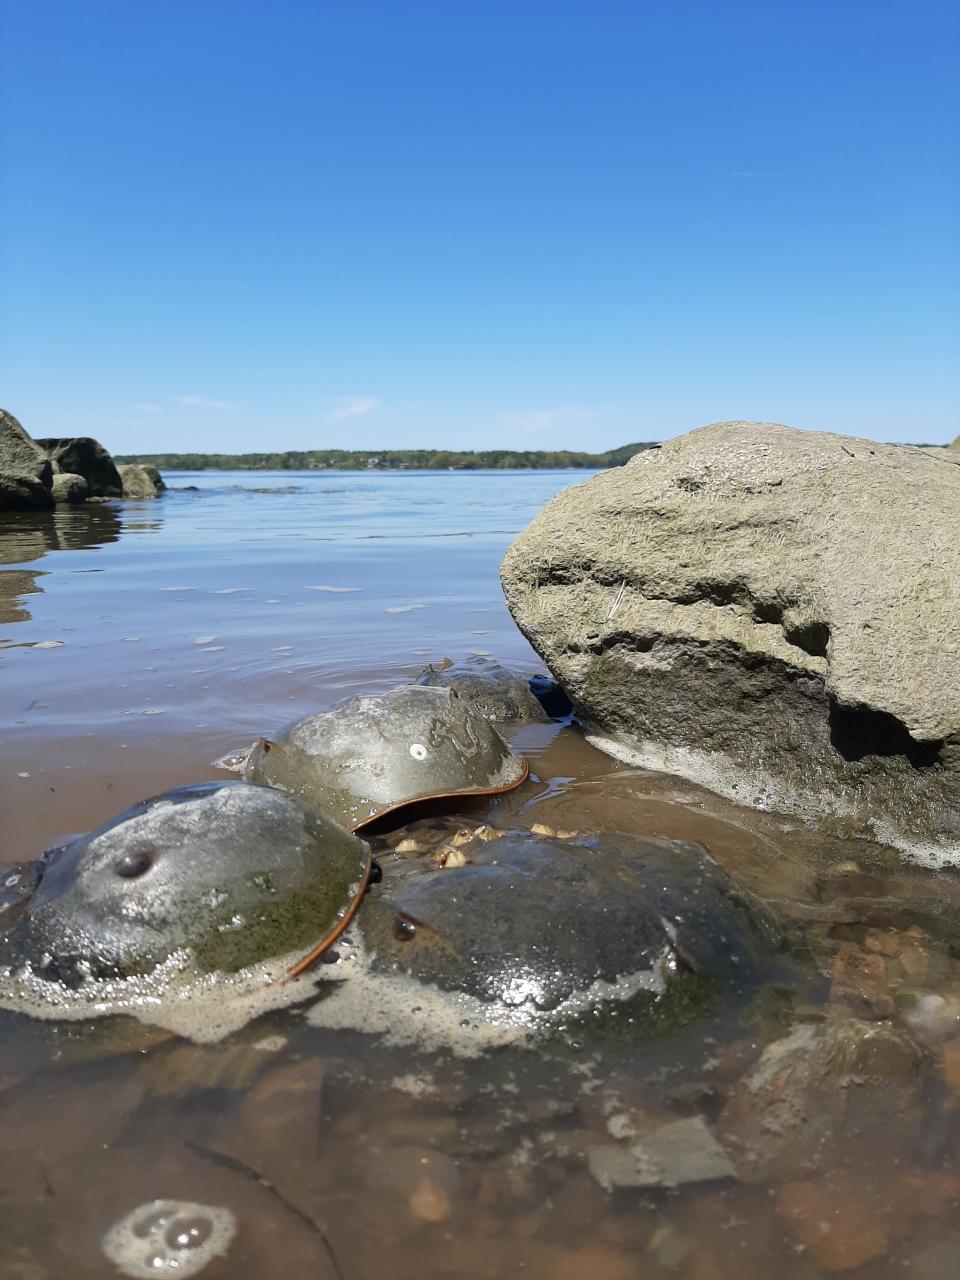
[
  {"xmin": 36, "ymin": 436, "xmax": 122, "ymax": 498},
  {"xmin": 117, "ymin": 462, "xmax": 165, "ymax": 498},
  {"xmin": 0, "ymin": 409, "xmax": 53, "ymax": 510},
  {"xmin": 501, "ymin": 421, "xmax": 960, "ymax": 864}
]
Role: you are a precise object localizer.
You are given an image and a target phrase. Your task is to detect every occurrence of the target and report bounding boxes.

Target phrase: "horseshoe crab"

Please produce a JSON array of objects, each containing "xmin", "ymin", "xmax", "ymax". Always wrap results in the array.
[
  {"xmin": 0, "ymin": 781, "xmax": 371, "ymax": 989},
  {"xmin": 0, "ymin": 788, "xmax": 776, "ymax": 1051},
  {"xmin": 415, "ymin": 655, "xmax": 552, "ymax": 722},
  {"xmin": 243, "ymin": 685, "xmax": 529, "ymax": 831},
  {"xmin": 350, "ymin": 829, "xmax": 780, "ymax": 1035}
]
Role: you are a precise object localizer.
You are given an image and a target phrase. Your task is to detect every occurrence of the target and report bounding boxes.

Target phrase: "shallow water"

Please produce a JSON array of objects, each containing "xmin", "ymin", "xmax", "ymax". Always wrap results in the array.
[{"xmin": 1, "ymin": 472, "xmax": 959, "ymax": 1279}]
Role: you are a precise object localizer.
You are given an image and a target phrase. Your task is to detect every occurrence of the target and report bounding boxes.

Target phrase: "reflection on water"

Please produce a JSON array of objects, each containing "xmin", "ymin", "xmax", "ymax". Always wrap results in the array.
[
  {"xmin": 0, "ymin": 503, "xmax": 125, "ymax": 562},
  {"xmin": 0, "ymin": 505, "xmax": 125, "ymax": 626},
  {"xmin": 2, "ymin": 471, "xmax": 960, "ymax": 1279},
  {"xmin": 0, "ymin": 568, "xmax": 44, "ymax": 625}
]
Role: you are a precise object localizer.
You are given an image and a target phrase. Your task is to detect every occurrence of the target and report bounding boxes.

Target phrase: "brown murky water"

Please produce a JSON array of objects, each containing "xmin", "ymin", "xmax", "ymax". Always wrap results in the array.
[{"xmin": 1, "ymin": 476, "xmax": 959, "ymax": 1279}]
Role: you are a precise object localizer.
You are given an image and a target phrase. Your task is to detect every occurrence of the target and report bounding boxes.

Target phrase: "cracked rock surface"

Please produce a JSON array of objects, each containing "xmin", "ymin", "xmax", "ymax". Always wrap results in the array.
[{"xmin": 500, "ymin": 420, "xmax": 960, "ymax": 863}]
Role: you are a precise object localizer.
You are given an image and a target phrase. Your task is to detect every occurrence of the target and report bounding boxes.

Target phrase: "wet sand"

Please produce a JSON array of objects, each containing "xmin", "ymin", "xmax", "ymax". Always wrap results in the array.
[{"xmin": 2, "ymin": 473, "xmax": 960, "ymax": 1279}]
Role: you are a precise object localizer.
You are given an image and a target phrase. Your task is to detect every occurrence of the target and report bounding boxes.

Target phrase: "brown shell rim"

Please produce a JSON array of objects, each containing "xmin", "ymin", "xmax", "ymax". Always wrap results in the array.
[
  {"xmin": 348, "ymin": 755, "xmax": 530, "ymax": 832},
  {"xmin": 280, "ymin": 845, "xmax": 374, "ymax": 982}
]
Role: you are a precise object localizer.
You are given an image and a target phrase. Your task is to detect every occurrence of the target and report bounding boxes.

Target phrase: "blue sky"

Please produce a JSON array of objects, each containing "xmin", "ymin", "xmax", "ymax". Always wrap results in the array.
[{"xmin": 1, "ymin": 0, "xmax": 957, "ymax": 452}]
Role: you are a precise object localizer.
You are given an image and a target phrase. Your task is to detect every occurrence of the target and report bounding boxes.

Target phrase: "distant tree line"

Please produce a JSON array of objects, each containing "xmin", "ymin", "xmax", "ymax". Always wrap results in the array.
[{"xmin": 113, "ymin": 443, "xmax": 657, "ymax": 471}]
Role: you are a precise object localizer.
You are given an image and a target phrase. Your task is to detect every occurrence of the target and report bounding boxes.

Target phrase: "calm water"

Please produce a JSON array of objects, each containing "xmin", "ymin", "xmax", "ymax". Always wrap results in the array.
[
  {"xmin": 1, "ymin": 472, "xmax": 959, "ymax": 1280},
  {"xmin": 0, "ymin": 470, "xmax": 586, "ymax": 854}
]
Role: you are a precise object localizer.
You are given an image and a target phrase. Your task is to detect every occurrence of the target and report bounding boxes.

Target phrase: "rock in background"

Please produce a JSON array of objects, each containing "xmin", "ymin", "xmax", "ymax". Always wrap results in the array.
[
  {"xmin": 501, "ymin": 420, "xmax": 960, "ymax": 864},
  {"xmin": 117, "ymin": 463, "xmax": 166, "ymax": 498},
  {"xmin": 0, "ymin": 409, "xmax": 54, "ymax": 510},
  {"xmin": 50, "ymin": 472, "xmax": 90, "ymax": 504},
  {"xmin": 0, "ymin": 410, "xmax": 165, "ymax": 510},
  {"xmin": 36, "ymin": 436, "xmax": 123, "ymax": 498}
]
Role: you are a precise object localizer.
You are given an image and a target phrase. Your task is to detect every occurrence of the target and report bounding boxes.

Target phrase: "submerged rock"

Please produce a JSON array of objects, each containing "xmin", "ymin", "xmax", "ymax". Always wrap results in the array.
[
  {"xmin": 501, "ymin": 420, "xmax": 960, "ymax": 865},
  {"xmin": 416, "ymin": 655, "xmax": 551, "ymax": 722},
  {"xmin": 588, "ymin": 1115, "xmax": 735, "ymax": 1189},
  {"xmin": 718, "ymin": 1017, "xmax": 927, "ymax": 1183},
  {"xmin": 243, "ymin": 684, "xmax": 529, "ymax": 830}
]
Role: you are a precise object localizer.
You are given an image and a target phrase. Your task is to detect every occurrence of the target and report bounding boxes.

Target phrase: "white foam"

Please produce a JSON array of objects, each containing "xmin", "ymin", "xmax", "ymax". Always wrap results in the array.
[
  {"xmin": 304, "ymin": 931, "xmax": 668, "ymax": 1058},
  {"xmin": 102, "ymin": 1199, "xmax": 236, "ymax": 1278},
  {"xmin": 584, "ymin": 731, "xmax": 845, "ymax": 821},
  {"xmin": 587, "ymin": 730, "xmax": 960, "ymax": 867},
  {"xmin": 0, "ymin": 945, "xmax": 324, "ymax": 1044},
  {"xmin": 868, "ymin": 818, "xmax": 960, "ymax": 870}
]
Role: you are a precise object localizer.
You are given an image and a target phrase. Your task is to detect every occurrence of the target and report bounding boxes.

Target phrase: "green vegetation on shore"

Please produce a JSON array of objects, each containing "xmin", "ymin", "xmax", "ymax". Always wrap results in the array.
[{"xmin": 113, "ymin": 443, "xmax": 656, "ymax": 471}]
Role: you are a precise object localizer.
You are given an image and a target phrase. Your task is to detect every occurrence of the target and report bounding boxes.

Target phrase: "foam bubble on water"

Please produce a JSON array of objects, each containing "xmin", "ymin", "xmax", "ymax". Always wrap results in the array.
[
  {"xmin": 305, "ymin": 585, "xmax": 361, "ymax": 593},
  {"xmin": 868, "ymin": 819, "xmax": 960, "ymax": 870},
  {"xmin": 31, "ymin": 640, "xmax": 64, "ymax": 649},
  {"xmin": 193, "ymin": 635, "xmax": 217, "ymax": 645},
  {"xmin": 903, "ymin": 993, "xmax": 960, "ymax": 1044},
  {"xmin": 102, "ymin": 1199, "xmax": 236, "ymax": 1278},
  {"xmin": 390, "ymin": 1072, "xmax": 438, "ymax": 1097}
]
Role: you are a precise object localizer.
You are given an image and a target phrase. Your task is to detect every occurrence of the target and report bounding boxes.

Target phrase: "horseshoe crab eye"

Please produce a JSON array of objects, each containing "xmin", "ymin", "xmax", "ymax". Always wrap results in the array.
[
  {"xmin": 115, "ymin": 849, "xmax": 155, "ymax": 879},
  {"xmin": 394, "ymin": 915, "xmax": 417, "ymax": 941},
  {"xmin": 409, "ymin": 743, "xmax": 427, "ymax": 761}
]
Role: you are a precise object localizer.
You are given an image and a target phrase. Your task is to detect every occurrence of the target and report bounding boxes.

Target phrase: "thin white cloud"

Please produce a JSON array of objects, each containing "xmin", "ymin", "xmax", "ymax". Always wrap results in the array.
[
  {"xmin": 332, "ymin": 396, "xmax": 381, "ymax": 420},
  {"xmin": 499, "ymin": 404, "xmax": 622, "ymax": 433},
  {"xmin": 131, "ymin": 402, "xmax": 162, "ymax": 413},
  {"xmin": 177, "ymin": 395, "xmax": 242, "ymax": 411}
]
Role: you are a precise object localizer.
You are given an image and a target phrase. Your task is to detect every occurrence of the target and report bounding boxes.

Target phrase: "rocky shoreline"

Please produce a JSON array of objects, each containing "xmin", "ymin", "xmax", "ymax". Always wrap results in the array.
[{"xmin": 0, "ymin": 408, "xmax": 165, "ymax": 510}]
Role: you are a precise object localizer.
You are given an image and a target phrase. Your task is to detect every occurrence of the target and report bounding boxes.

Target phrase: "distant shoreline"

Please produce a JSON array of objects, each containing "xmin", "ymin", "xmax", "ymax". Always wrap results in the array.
[{"xmin": 113, "ymin": 443, "xmax": 657, "ymax": 472}]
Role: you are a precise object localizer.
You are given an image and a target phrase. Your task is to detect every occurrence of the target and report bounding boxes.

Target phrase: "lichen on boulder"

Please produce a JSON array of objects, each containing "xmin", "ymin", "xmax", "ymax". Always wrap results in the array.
[{"xmin": 501, "ymin": 420, "xmax": 960, "ymax": 864}]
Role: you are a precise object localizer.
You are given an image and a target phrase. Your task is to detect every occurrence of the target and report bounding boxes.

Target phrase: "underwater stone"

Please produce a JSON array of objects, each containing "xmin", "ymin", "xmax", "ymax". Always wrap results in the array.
[{"xmin": 588, "ymin": 1115, "xmax": 736, "ymax": 1189}]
